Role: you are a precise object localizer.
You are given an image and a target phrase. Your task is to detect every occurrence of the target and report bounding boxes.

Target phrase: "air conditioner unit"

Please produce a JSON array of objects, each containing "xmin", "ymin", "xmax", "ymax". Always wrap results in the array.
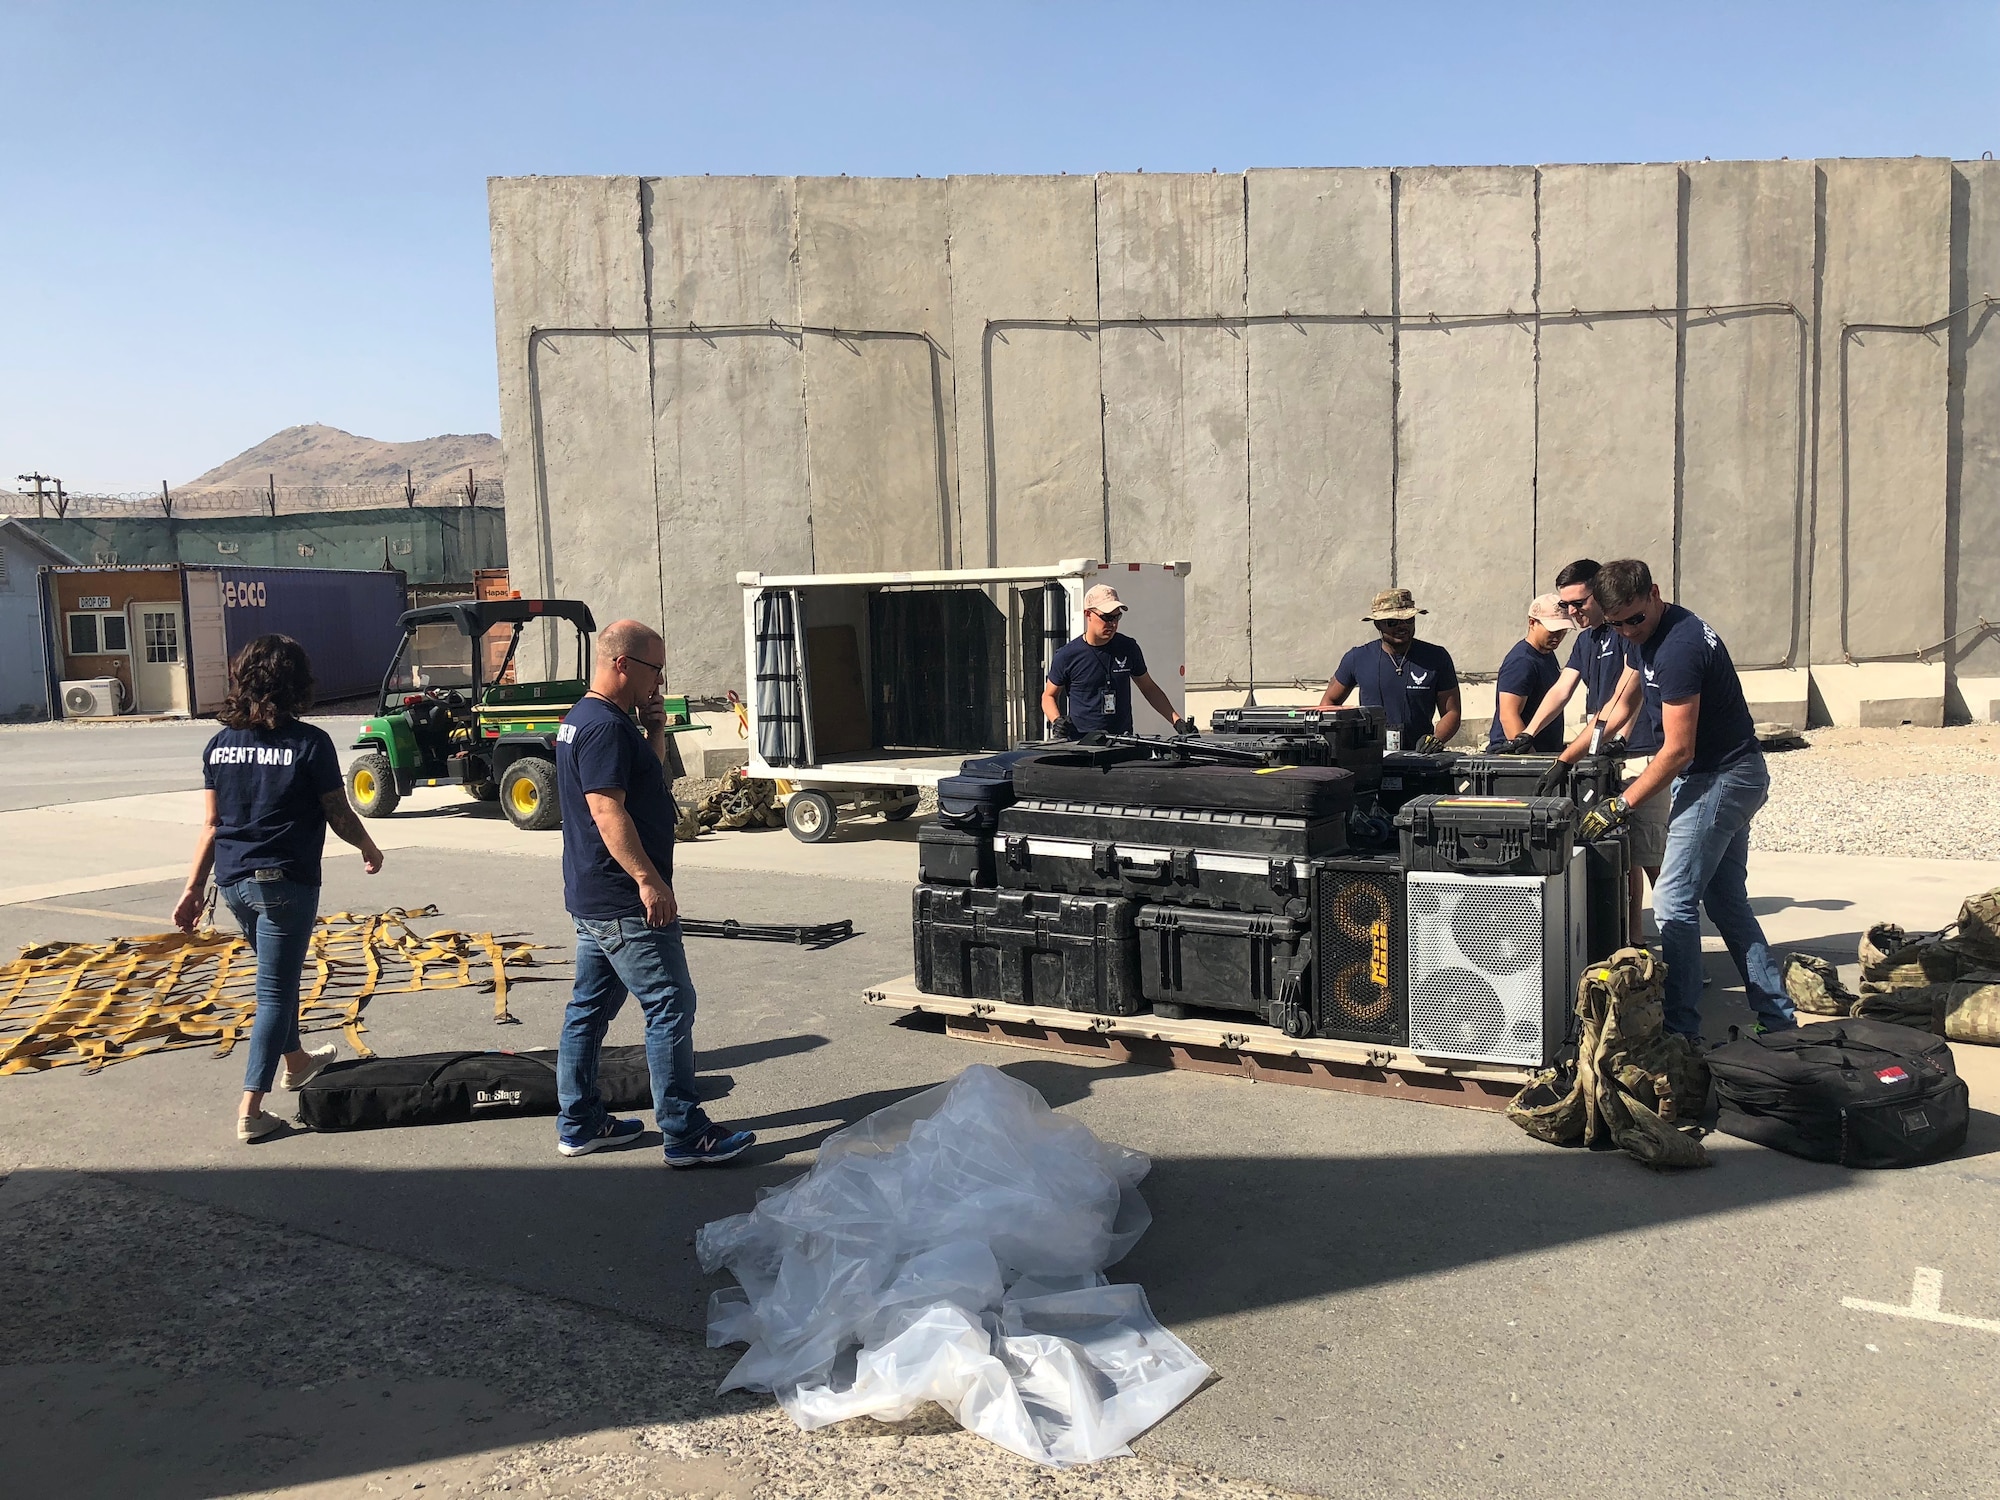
[
  {"xmin": 1406, "ymin": 852, "xmax": 1587, "ymax": 1067},
  {"xmin": 61, "ymin": 678, "xmax": 125, "ymax": 720}
]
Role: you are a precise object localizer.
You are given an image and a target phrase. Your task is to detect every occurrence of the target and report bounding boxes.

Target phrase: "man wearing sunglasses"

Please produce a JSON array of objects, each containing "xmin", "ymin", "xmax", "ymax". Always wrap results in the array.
[
  {"xmin": 553, "ymin": 619, "xmax": 756, "ymax": 1167},
  {"xmin": 1319, "ymin": 588, "xmax": 1461, "ymax": 752},
  {"xmin": 1558, "ymin": 561, "xmax": 1792, "ymax": 1040},
  {"xmin": 1042, "ymin": 584, "xmax": 1194, "ymax": 740}
]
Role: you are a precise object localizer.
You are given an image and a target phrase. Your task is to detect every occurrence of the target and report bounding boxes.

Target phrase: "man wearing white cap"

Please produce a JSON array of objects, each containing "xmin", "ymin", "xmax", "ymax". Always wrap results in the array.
[
  {"xmin": 1488, "ymin": 594, "xmax": 1572, "ymax": 753},
  {"xmin": 1041, "ymin": 583, "xmax": 1193, "ymax": 739}
]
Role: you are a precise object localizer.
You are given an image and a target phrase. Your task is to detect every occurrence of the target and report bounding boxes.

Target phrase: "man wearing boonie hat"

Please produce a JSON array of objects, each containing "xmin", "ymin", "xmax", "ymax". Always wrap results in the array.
[
  {"xmin": 1041, "ymin": 583, "xmax": 1194, "ymax": 739},
  {"xmin": 1487, "ymin": 593, "xmax": 1572, "ymax": 753},
  {"xmin": 1318, "ymin": 587, "xmax": 1461, "ymax": 752}
]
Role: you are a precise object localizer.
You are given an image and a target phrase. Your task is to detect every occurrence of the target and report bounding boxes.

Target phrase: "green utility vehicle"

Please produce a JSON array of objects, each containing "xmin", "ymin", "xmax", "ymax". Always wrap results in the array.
[{"xmin": 346, "ymin": 598, "xmax": 693, "ymax": 832}]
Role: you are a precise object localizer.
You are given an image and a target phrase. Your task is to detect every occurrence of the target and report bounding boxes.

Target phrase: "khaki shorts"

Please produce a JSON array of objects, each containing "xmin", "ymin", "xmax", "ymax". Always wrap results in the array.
[{"xmin": 1623, "ymin": 756, "xmax": 1671, "ymax": 870}]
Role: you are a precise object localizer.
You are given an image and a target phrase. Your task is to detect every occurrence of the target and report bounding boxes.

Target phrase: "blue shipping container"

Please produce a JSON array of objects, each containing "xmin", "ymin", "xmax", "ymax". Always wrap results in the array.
[{"xmin": 204, "ymin": 565, "xmax": 408, "ymax": 704}]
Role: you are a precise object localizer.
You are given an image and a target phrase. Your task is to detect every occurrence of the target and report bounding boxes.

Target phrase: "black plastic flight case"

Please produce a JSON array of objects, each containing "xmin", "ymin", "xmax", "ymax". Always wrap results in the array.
[
  {"xmin": 1373, "ymin": 750, "xmax": 1459, "ymax": 816},
  {"xmin": 911, "ymin": 884, "xmax": 1144, "ymax": 1015},
  {"xmin": 1013, "ymin": 756, "xmax": 1356, "ymax": 820},
  {"xmin": 1136, "ymin": 905, "xmax": 1310, "ymax": 1028},
  {"xmin": 996, "ymin": 798, "xmax": 1346, "ymax": 912},
  {"xmin": 1207, "ymin": 705, "xmax": 1387, "ymax": 787},
  {"xmin": 1584, "ymin": 833, "xmax": 1631, "ymax": 961},
  {"xmin": 1395, "ymin": 795, "xmax": 1578, "ymax": 877},
  {"xmin": 918, "ymin": 824, "xmax": 994, "ymax": 887},
  {"xmin": 1449, "ymin": 753, "xmax": 1621, "ymax": 811}
]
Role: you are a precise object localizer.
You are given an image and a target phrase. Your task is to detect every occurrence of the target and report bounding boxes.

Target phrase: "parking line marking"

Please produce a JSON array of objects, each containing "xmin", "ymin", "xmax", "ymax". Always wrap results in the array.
[{"xmin": 1843, "ymin": 1268, "xmax": 2000, "ymax": 1335}]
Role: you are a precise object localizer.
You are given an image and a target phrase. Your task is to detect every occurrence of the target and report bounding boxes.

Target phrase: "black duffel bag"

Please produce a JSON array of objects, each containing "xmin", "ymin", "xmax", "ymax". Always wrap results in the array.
[
  {"xmin": 935, "ymin": 746, "xmax": 1083, "ymax": 833},
  {"xmin": 297, "ymin": 1046, "xmax": 653, "ymax": 1132},
  {"xmin": 1707, "ymin": 1018, "xmax": 1968, "ymax": 1168}
]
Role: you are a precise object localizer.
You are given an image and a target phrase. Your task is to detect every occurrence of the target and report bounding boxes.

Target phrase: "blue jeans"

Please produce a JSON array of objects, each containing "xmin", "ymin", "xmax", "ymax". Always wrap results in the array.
[
  {"xmin": 558, "ymin": 916, "xmax": 709, "ymax": 1145},
  {"xmin": 220, "ymin": 875, "xmax": 319, "ymax": 1094},
  {"xmin": 1652, "ymin": 751, "xmax": 1793, "ymax": 1038}
]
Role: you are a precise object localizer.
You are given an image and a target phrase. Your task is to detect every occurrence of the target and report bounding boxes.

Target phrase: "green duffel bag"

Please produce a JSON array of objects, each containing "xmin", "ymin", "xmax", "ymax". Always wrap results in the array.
[
  {"xmin": 1784, "ymin": 953, "xmax": 1856, "ymax": 1017},
  {"xmin": 1943, "ymin": 972, "xmax": 2000, "ymax": 1046}
]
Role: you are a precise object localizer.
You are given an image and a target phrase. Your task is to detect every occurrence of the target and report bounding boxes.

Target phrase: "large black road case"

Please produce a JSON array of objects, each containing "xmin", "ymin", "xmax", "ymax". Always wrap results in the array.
[
  {"xmin": 1396, "ymin": 795, "xmax": 1578, "ymax": 877},
  {"xmin": 1449, "ymin": 753, "xmax": 1620, "ymax": 810},
  {"xmin": 997, "ymin": 798, "xmax": 1345, "ymax": 912},
  {"xmin": 1136, "ymin": 905, "xmax": 1309, "ymax": 1028},
  {"xmin": 1014, "ymin": 757, "xmax": 1356, "ymax": 821},
  {"xmin": 1208, "ymin": 705, "xmax": 1387, "ymax": 786},
  {"xmin": 912, "ymin": 884, "xmax": 1144, "ymax": 1015},
  {"xmin": 917, "ymin": 823, "xmax": 994, "ymax": 887},
  {"xmin": 1374, "ymin": 750, "xmax": 1459, "ymax": 816}
]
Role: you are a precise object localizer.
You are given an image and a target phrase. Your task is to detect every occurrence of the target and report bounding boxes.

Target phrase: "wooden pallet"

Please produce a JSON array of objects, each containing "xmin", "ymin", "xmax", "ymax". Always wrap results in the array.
[{"xmin": 863, "ymin": 976, "xmax": 1534, "ymax": 1112}]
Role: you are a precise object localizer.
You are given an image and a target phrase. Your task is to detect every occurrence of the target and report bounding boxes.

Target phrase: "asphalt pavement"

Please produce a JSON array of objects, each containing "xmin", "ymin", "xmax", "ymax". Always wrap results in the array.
[{"xmin": 3, "ymin": 719, "xmax": 1998, "ymax": 1499}]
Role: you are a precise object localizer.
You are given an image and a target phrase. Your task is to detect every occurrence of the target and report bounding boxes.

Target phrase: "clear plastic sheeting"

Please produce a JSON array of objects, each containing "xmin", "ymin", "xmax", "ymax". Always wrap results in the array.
[{"xmin": 697, "ymin": 1064, "xmax": 1211, "ymax": 1466}]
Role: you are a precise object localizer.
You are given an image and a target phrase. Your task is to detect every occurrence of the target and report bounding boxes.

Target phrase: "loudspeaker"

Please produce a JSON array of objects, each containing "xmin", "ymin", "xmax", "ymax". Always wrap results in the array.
[
  {"xmin": 1312, "ymin": 858, "xmax": 1407, "ymax": 1044},
  {"xmin": 1405, "ymin": 850, "xmax": 1587, "ymax": 1067}
]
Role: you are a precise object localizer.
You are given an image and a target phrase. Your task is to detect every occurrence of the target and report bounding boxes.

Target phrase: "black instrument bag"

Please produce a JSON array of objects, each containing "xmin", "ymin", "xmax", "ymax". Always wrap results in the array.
[{"xmin": 297, "ymin": 1047, "xmax": 653, "ymax": 1132}]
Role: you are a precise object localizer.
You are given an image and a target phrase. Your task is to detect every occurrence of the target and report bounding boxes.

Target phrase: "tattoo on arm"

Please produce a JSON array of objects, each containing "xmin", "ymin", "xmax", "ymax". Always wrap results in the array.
[{"xmin": 321, "ymin": 789, "xmax": 373, "ymax": 850}]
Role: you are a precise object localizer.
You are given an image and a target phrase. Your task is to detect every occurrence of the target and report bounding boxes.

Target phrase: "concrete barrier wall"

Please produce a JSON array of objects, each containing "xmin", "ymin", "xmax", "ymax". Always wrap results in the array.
[{"xmin": 491, "ymin": 159, "xmax": 2000, "ymax": 724}]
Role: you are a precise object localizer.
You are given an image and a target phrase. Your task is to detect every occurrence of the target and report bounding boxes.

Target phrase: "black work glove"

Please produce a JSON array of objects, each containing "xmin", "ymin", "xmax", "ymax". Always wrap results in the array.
[
  {"xmin": 1051, "ymin": 715, "xmax": 1078, "ymax": 741},
  {"xmin": 1534, "ymin": 761, "xmax": 1570, "ymax": 797},
  {"xmin": 1414, "ymin": 735, "xmax": 1447, "ymax": 755},
  {"xmin": 1595, "ymin": 734, "xmax": 1630, "ymax": 759},
  {"xmin": 1578, "ymin": 795, "xmax": 1631, "ymax": 843},
  {"xmin": 1496, "ymin": 733, "xmax": 1538, "ymax": 755},
  {"xmin": 1173, "ymin": 716, "xmax": 1198, "ymax": 737}
]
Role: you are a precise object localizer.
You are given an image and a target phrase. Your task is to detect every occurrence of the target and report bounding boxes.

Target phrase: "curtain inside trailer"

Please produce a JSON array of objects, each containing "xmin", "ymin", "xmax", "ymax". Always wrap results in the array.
[
  {"xmin": 754, "ymin": 591, "xmax": 807, "ymax": 766},
  {"xmin": 869, "ymin": 587, "xmax": 1008, "ymax": 753}
]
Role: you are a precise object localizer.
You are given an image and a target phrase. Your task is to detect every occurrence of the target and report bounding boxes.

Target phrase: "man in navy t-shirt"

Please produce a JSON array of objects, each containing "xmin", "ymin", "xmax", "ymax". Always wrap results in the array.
[
  {"xmin": 553, "ymin": 619, "xmax": 754, "ymax": 1168},
  {"xmin": 1488, "ymin": 594, "xmax": 1571, "ymax": 752},
  {"xmin": 1319, "ymin": 587, "xmax": 1461, "ymax": 750},
  {"xmin": 1041, "ymin": 583, "xmax": 1193, "ymax": 738},
  {"xmin": 1562, "ymin": 559, "xmax": 1790, "ymax": 1041}
]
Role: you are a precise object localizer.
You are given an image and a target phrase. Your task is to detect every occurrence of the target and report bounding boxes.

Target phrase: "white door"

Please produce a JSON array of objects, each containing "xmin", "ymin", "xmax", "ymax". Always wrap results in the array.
[
  {"xmin": 135, "ymin": 605, "xmax": 190, "ymax": 714},
  {"xmin": 184, "ymin": 570, "xmax": 229, "ymax": 712}
]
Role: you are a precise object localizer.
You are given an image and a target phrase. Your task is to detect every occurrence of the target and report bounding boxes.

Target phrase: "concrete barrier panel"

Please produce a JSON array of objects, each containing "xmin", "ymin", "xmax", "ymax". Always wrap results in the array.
[
  {"xmin": 1245, "ymin": 169, "xmax": 1394, "ymax": 687},
  {"xmin": 947, "ymin": 175, "xmax": 1104, "ymax": 567},
  {"xmin": 1097, "ymin": 173, "xmax": 1250, "ymax": 685},
  {"xmin": 1949, "ymin": 161, "xmax": 2000, "ymax": 720},
  {"xmin": 1395, "ymin": 166, "xmax": 1538, "ymax": 675},
  {"xmin": 796, "ymin": 177, "xmax": 958, "ymax": 572},
  {"xmin": 645, "ymin": 177, "xmax": 811, "ymax": 695},
  {"xmin": 1534, "ymin": 164, "xmax": 1679, "ymax": 585},
  {"xmin": 1810, "ymin": 159, "xmax": 1952, "ymax": 665},
  {"xmin": 1680, "ymin": 159, "xmax": 1816, "ymax": 668}
]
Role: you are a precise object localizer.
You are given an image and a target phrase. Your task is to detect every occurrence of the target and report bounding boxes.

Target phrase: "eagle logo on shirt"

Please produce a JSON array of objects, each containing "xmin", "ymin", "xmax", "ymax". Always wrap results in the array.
[
  {"xmin": 1643, "ymin": 666, "xmax": 1658, "ymax": 686},
  {"xmin": 1407, "ymin": 669, "xmax": 1430, "ymax": 685}
]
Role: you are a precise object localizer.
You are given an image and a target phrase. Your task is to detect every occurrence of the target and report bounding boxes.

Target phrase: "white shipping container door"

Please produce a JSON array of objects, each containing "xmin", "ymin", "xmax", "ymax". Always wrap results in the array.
[{"xmin": 186, "ymin": 570, "xmax": 229, "ymax": 713}]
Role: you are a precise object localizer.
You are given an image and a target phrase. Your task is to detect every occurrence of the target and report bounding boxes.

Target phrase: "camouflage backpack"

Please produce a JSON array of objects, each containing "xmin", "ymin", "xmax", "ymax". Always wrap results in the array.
[
  {"xmin": 1947, "ymin": 888, "xmax": 2000, "ymax": 967},
  {"xmin": 1783, "ymin": 953, "xmax": 1855, "ymax": 1017},
  {"xmin": 1508, "ymin": 947, "xmax": 1711, "ymax": 1170},
  {"xmin": 1943, "ymin": 972, "xmax": 2000, "ymax": 1045},
  {"xmin": 1858, "ymin": 923, "xmax": 1962, "ymax": 994}
]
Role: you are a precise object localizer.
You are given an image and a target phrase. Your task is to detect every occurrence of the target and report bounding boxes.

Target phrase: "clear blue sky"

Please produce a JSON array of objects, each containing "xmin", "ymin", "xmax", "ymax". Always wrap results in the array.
[{"xmin": 5, "ymin": 1, "xmax": 1997, "ymax": 493}]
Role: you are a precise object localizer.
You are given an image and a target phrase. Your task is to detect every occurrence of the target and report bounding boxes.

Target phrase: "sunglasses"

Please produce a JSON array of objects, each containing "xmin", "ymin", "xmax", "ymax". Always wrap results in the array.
[
  {"xmin": 1606, "ymin": 608, "xmax": 1650, "ymax": 630},
  {"xmin": 619, "ymin": 654, "xmax": 667, "ymax": 675},
  {"xmin": 1555, "ymin": 598, "xmax": 1591, "ymax": 613}
]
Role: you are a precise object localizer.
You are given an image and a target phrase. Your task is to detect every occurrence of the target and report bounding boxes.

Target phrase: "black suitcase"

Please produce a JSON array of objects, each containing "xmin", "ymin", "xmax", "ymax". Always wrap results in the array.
[
  {"xmin": 917, "ymin": 823, "xmax": 993, "ymax": 886},
  {"xmin": 1708, "ymin": 1018, "xmax": 1969, "ymax": 1167},
  {"xmin": 296, "ymin": 1047, "xmax": 653, "ymax": 1132},
  {"xmin": 1585, "ymin": 834, "xmax": 1630, "ymax": 961},
  {"xmin": 997, "ymin": 797, "xmax": 1343, "ymax": 911},
  {"xmin": 1374, "ymin": 750, "xmax": 1459, "ymax": 815},
  {"xmin": 1013, "ymin": 757, "xmax": 1356, "ymax": 821},
  {"xmin": 1449, "ymin": 753, "xmax": 1620, "ymax": 810},
  {"xmin": 1311, "ymin": 854, "xmax": 1409, "ymax": 1044},
  {"xmin": 912, "ymin": 884, "xmax": 1144, "ymax": 1015},
  {"xmin": 934, "ymin": 746, "xmax": 1068, "ymax": 833},
  {"xmin": 1396, "ymin": 795, "xmax": 1577, "ymax": 876},
  {"xmin": 1136, "ymin": 905, "xmax": 1308, "ymax": 1028}
]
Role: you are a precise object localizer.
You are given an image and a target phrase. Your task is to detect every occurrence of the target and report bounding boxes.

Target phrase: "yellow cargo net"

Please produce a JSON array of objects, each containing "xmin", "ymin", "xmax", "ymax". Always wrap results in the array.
[{"xmin": 0, "ymin": 906, "xmax": 551, "ymax": 1075}]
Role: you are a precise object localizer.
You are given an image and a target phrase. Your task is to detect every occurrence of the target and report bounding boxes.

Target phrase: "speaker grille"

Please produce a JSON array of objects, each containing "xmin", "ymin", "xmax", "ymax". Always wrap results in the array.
[
  {"xmin": 1407, "ymin": 875, "xmax": 1551, "ymax": 1065},
  {"xmin": 1314, "ymin": 864, "xmax": 1406, "ymax": 1043}
]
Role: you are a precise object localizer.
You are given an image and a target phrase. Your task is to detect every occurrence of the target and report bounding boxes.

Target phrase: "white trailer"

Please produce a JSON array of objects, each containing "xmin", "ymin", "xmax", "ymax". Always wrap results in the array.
[{"xmin": 740, "ymin": 559, "xmax": 1189, "ymax": 842}]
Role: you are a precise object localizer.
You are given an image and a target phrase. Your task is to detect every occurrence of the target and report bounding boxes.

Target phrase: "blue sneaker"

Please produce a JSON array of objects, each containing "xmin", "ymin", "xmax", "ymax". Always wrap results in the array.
[
  {"xmin": 558, "ymin": 1116, "xmax": 645, "ymax": 1157},
  {"xmin": 663, "ymin": 1123, "xmax": 755, "ymax": 1168}
]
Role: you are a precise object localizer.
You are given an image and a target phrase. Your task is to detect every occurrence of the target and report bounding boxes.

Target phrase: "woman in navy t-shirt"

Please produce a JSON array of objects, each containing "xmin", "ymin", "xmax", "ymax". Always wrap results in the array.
[{"xmin": 173, "ymin": 635, "xmax": 384, "ymax": 1142}]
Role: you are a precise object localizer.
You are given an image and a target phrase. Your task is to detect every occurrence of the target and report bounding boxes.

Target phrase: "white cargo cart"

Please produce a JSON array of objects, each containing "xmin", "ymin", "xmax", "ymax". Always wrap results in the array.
[{"xmin": 739, "ymin": 559, "xmax": 1189, "ymax": 842}]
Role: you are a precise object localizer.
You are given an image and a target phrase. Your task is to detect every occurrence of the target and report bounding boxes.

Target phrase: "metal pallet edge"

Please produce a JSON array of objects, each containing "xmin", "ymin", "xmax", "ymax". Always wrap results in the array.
[{"xmin": 862, "ymin": 976, "xmax": 1531, "ymax": 1113}]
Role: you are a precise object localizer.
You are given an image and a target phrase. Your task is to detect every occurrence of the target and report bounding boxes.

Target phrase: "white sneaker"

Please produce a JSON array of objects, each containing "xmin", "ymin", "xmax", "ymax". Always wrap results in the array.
[
  {"xmin": 237, "ymin": 1111, "xmax": 286, "ymax": 1143},
  {"xmin": 280, "ymin": 1044, "xmax": 338, "ymax": 1091}
]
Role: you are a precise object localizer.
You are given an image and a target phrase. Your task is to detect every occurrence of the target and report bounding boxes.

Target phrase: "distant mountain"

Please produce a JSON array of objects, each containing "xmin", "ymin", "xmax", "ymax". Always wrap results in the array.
[{"xmin": 180, "ymin": 424, "xmax": 501, "ymax": 491}]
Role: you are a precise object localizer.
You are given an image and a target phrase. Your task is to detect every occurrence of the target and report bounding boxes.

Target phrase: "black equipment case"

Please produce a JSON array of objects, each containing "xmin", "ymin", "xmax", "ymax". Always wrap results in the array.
[
  {"xmin": 1396, "ymin": 795, "xmax": 1577, "ymax": 877},
  {"xmin": 1449, "ymin": 753, "xmax": 1621, "ymax": 810},
  {"xmin": 1373, "ymin": 750, "xmax": 1459, "ymax": 815},
  {"xmin": 297, "ymin": 1047, "xmax": 653, "ymax": 1132},
  {"xmin": 1584, "ymin": 834, "xmax": 1631, "ymax": 961},
  {"xmin": 912, "ymin": 884, "xmax": 1144, "ymax": 1015},
  {"xmin": 1013, "ymin": 757, "xmax": 1356, "ymax": 821},
  {"xmin": 997, "ymin": 797, "xmax": 1344, "ymax": 912},
  {"xmin": 1707, "ymin": 1018, "xmax": 1969, "ymax": 1167},
  {"xmin": 934, "ymin": 746, "xmax": 1070, "ymax": 833},
  {"xmin": 1136, "ymin": 905, "xmax": 1310, "ymax": 1030},
  {"xmin": 1207, "ymin": 705, "xmax": 1386, "ymax": 786},
  {"xmin": 918, "ymin": 823, "xmax": 993, "ymax": 887}
]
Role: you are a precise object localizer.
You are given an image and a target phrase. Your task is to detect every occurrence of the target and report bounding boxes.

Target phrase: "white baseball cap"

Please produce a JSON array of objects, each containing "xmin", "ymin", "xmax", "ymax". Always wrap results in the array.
[{"xmin": 1082, "ymin": 584, "xmax": 1128, "ymax": 616}]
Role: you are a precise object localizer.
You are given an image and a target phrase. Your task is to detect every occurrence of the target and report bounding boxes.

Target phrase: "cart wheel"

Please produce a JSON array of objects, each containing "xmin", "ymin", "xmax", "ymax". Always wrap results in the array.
[
  {"xmin": 465, "ymin": 780, "xmax": 499, "ymax": 802},
  {"xmin": 347, "ymin": 752, "xmax": 400, "ymax": 818},
  {"xmin": 785, "ymin": 789, "xmax": 837, "ymax": 843},
  {"xmin": 883, "ymin": 789, "xmax": 919, "ymax": 822},
  {"xmin": 501, "ymin": 757, "xmax": 562, "ymax": 831}
]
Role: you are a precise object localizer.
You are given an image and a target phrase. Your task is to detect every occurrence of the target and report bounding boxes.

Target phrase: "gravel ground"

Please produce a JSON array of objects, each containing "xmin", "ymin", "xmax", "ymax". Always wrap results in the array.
[
  {"xmin": 1752, "ymin": 725, "xmax": 2000, "ymax": 860},
  {"xmin": 0, "ymin": 1172, "xmax": 1294, "ymax": 1500}
]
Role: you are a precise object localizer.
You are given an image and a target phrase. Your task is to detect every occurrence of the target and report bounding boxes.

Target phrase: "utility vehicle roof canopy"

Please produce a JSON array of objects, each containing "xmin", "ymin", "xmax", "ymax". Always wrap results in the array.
[{"xmin": 395, "ymin": 599, "xmax": 597, "ymax": 637}]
